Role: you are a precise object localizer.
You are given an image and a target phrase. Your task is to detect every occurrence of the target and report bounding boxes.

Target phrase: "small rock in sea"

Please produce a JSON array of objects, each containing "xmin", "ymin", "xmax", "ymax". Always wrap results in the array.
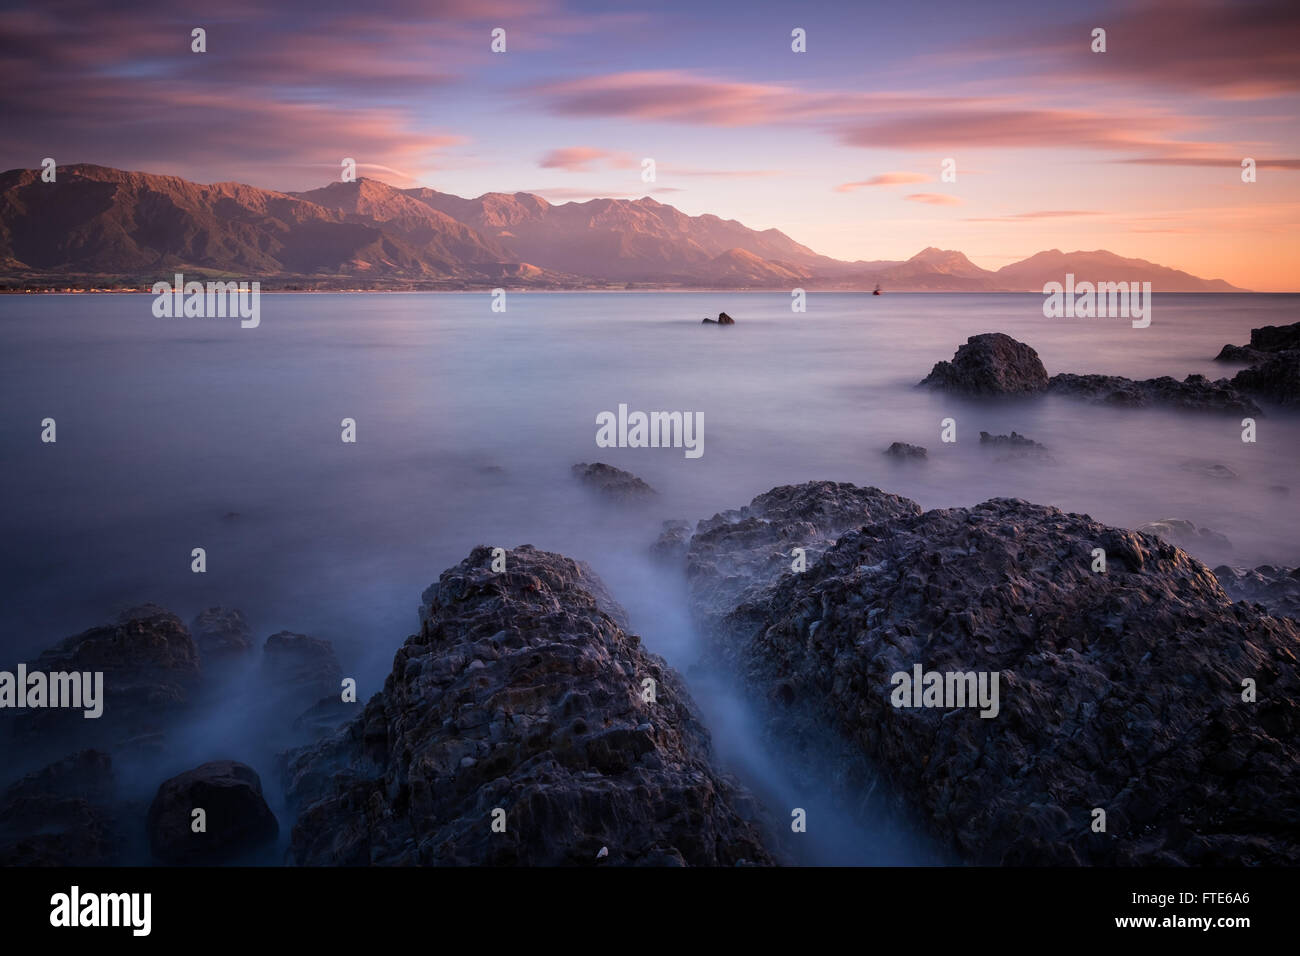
[
  {"xmin": 979, "ymin": 430, "xmax": 1045, "ymax": 449},
  {"xmin": 571, "ymin": 462, "xmax": 657, "ymax": 501},
  {"xmin": 1178, "ymin": 459, "xmax": 1239, "ymax": 480},
  {"xmin": 883, "ymin": 442, "xmax": 927, "ymax": 459},
  {"xmin": 1215, "ymin": 321, "xmax": 1300, "ymax": 361},
  {"xmin": 597, "ymin": 846, "xmax": 609, "ymax": 859},
  {"xmin": 190, "ymin": 606, "xmax": 253, "ymax": 659},
  {"xmin": 918, "ymin": 332, "xmax": 1050, "ymax": 396},
  {"xmin": 1048, "ymin": 372, "xmax": 1259, "ymax": 415},
  {"xmin": 717, "ymin": 312, "xmax": 735, "ymax": 325}
]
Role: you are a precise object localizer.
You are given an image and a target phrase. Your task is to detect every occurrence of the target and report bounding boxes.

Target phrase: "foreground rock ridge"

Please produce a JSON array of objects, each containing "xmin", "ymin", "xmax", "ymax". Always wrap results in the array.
[
  {"xmin": 667, "ymin": 481, "xmax": 1300, "ymax": 865},
  {"xmin": 283, "ymin": 545, "xmax": 774, "ymax": 866}
]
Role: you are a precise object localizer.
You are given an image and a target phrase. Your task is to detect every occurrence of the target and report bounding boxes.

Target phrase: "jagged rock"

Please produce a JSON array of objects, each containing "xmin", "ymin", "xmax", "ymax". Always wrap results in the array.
[
  {"xmin": 283, "ymin": 545, "xmax": 774, "ymax": 866},
  {"xmin": 1137, "ymin": 518, "xmax": 1232, "ymax": 552},
  {"xmin": 1216, "ymin": 322, "xmax": 1300, "ymax": 360},
  {"xmin": 717, "ymin": 312, "xmax": 735, "ymax": 325},
  {"xmin": 1047, "ymin": 372, "xmax": 1260, "ymax": 414},
  {"xmin": 1232, "ymin": 350, "xmax": 1300, "ymax": 407},
  {"xmin": 147, "ymin": 761, "xmax": 278, "ymax": 864},
  {"xmin": 719, "ymin": 491, "xmax": 1300, "ymax": 865},
  {"xmin": 884, "ymin": 442, "xmax": 927, "ymax": 459},
  {"xmin": 918, "ymin": 333, "xmax": 1049, "ymax": 396},
  {"xmin": 979, "ymin": 430, "xmax": 1044, "ymax": 449},
  {"xmin": 571, "ymin": 462, "xmax": 657, "ymax": 501},
  {"xmin": 1215, "ymin": 565, "xmax": 1300, "ymax": 620},
  {"xmin": 0, "ymin": 751, "xmax": 119, "ymax": 865},
  {"xmin": 17, "ymin": 604, "xmax": 200, "ymax": 747},
  {"xmin": 190, "ymin": 607, "xmax": 253, "ymax": 659},
  {"xmin": 666, "ymin": 481, "xmax": 921, "ymax": 638},
  {"xmin": 262, "ymin": 631, "xmax": 343, "ymax": 716}
]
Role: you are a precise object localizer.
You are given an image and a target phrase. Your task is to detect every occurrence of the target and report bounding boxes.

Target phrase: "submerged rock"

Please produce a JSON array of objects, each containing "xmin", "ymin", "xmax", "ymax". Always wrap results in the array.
[
  {"xmin": 571, "ymin": 462, "xmax": 657, "ymax": 502},
  {"xmin": 979, "ymin": 430, "xmax": 1045, "ymax": 449},
  {"xmin": 1136, "ymin": 518, "xmax": 1232, "ymax": 553},
  {"xmin": 283, "ymin": 545, "xmax": 774, "ymax": 866},
  {"xmin": 883, "ymin": 442, "xmax": 927, "ymax": 460},
  {"xmin": 0, "ymin": 751, "xmax": 119, "ymax": 865},
  {"xmin": 147, "ymin": 760, "xmax": 278, "ymax": 864},
  {"xmin": 690, "ymin": 482, "xmax": 1300, "ymax": 865},
  {"xmin": 703, "ymin": 312, "xmax": 736, "ymax": 325},
  {"xmin": 1047, "ymin": 372, "xmax": 1260, "ymax": 415},
  {"xmin": 1215, "ymin": 565, "xmax": 1300, "ymax": 620},
  {"xmin": 918, "ymin": 333, "xmax": 1050, "ymax": 396},
  {"xmin": 1177, "ymin": 460, "xmax": 1239, "ymax": 481},
  {"xmin": 262, "ymin": 631, "xmax": 343, "ymax": 715}
]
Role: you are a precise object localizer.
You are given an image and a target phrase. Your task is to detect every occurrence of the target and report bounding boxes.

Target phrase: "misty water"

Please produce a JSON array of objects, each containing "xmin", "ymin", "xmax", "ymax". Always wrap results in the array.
[{"xmin": 2, "ymin": 291, "xmax": 1297, "ymax": 864}]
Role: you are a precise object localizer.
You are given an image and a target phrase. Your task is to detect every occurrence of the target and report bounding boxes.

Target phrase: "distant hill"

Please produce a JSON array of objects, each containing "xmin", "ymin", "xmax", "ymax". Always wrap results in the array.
[{"xmin": 0, "ymin": 165, "xmax": 1249, "ymax": 291}]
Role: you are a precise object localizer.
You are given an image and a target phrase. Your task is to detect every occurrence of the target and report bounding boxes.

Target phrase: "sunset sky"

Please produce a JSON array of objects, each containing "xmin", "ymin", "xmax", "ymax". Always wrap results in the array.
[{"xmin": 2, "ymin": 0, "xmax": 1297, "ymax": 289}]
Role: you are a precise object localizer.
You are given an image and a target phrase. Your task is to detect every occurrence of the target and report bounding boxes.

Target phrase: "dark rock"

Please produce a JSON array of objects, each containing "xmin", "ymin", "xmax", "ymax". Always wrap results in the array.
[
  {"xmin": 1047, "ymin": 372, "xmax": 1260, "ymax": 415},
  {"xmin": 1137, "ymin": 518, "xmax": 1232, "ymax": 553},
  {"xmin": 1232, "ymin": 350, "xmax": 1300, "ymax": 407},
  {"xmin": 18, "ymin": 604, "xmax": 200, "ymax": 747},
  {"xmin": 667, "ymin": 481, "xmax": 921, "ymax": 639},
  {"xmin": 190, "ymin": 607, "xmax": 253, "ymax": 659},
  {"xmin": 884, "ymin": 442, "xmax": 927, "ymax": 459},
  {"xmin": 1217, "ymin": 322, "xmax": 1300, "ymax": 360},
  {"xmin": 147, "ymin": 761, "xmax": 278, "ymax": 864},
  {"xmin": 262, "ymin": 631, "xmax": 343, "ymax": 715},
  {"xmin": 571, "ymin": 462, "xmax": 657, "ymax": 502},
  {"xmin": 717, "ymin": 312, "xmax": 735, "ymax": 325},
  {"xmin": 979, "ymin": 430, "xmax": 1045, "ymax": 450},
  {"xmin": 650, "ymin": 519, "xmax": 694, "ymax": 562},
  {"xmin": 284, "ymin": 545, "xmax": 774, "ymax": 865},
  {"xmin": 720, "ymin": 490, "xmax": 1300, "ymax": 865},
  {"xmin": 1215, "ymin": 565, "xmax": 1300, "ymax": 620},
  {"xmin": 0, "ymin": 751, "xmax": 119, "ymax": 865},
  {"xmin": 918, "ymin": 333, "xmax": 1050, "ymax": 396}
]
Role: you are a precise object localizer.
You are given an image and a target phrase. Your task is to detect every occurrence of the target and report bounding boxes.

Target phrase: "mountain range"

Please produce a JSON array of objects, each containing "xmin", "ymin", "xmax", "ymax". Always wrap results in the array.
[{"xmin": 0, "ymin": 165, "xmax": 1246, "ymax": 291}]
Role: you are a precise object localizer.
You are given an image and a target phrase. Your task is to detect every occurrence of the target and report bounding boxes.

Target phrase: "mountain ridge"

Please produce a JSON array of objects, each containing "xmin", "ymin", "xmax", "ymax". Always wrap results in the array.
[{"xmin": 0, "ymin": 165, "xmax": 1249, "ymax": 291}]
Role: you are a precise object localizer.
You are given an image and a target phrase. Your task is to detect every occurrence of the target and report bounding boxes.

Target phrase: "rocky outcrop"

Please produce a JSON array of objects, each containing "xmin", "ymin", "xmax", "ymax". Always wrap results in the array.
[
  {"xmin": 717, "ymin": 491, "xmax": 1300, "ymax": 865},
  {"xmin": 1137, "ymin": 518, "xmax": 1232, "ymax": 553},
  {"xmin": 918, "ymin": 333, "xmax": 1050, "ymax": 396},
  {"xmin": 660, "ymin": 481, "xmax": 922, "ymax": 639},
  {"xmin": 979, "ymin": 431, "xmax": 1051, "ymax": 461},
  {"xmin": 1215, "ymin": 565, "xmax": 1300, "ymax": 620},
  {"xmin": 702, "ymin": 312, "xmax": 736, "ymax": 325},
  {"xmin": 17, "ymin": 604, "xmax": 200, "ymax": 748},
  {"xmin": 147, "ymin": 761, "xmax": 278, "ymax": 864},
  {"xmin": 0, "ymin": 751, "xmax": 119, "ymax": 865},
  {"xmin": 1216, "ymin": 322, "xmax": 1300, "ymax": 361},
  {"xmin": 571, "ymin": 462, "xmax": 657, "ymax": 502},
  {"xmin": 190, "ymin": 607, "xmax": 253, "ymax": 660},
  {"xmin": 884, "ymin": 442, "xmax": 927, "ymax": 459},
  {"xmin": 1046, "ymin": 372, "xmax": 1260, "ymax": 415},
  {"xmin": 283, "ymin": 545, "xmax": 774, "ymax": 866},
  {"xmin": 650, "ymin": 519, "xmax": 694, "ymax": 562}
]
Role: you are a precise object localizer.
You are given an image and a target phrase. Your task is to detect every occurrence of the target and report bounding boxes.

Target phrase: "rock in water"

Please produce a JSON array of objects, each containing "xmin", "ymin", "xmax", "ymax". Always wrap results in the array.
[
  {"xmin": 1231, "ymin": 351, "xmax": 1300, "ymax": 407},
  {"xmin": 1047, "ymin": 372, "xmax": 1260, "ymax": 415},
  {"xmin": 190, "ymin": 607, "xmax": 253, "ymax": 660},
  {"xmin": 660, "ymin": 481, "xmax": 921, "ymax": 639},
  {"xmin": 719, "ymin": 492, "xmax": 1300, "ymax": 865},
  {"xmin": 918, "ymin": 333, "xmax": 1049, "ymax": 396},
  {"xmin": 17, "ymin": 604, "xmax": 200, "ymax": 749},
  {"xmin": 262, "ymin": 631, "xmax": 343, "ymax": 715},
  {"xmin": 717, "ymin": 312, "xmax": 735, "ymax": 325},
  {"xmin": 571, "ymin": 462, "xmax": 657, "ymax": 502},
  {"xmin": 283, "ymin": 545, "xmax": 774, "ymax": 866},
  {"xmin": 147, "ymin": 761, "xmax": 278, "ymax": 864},
  {"xmin": 1216, "ymin": 321, "xmax": 1300, "ymax": 361},
  {"xmin": 883, "ymin": 442, "xmax": 927, "ymax": 459},
  {"xmin": 1137, "ymin": 518, "xmax": 1232, "ymax": 553}
]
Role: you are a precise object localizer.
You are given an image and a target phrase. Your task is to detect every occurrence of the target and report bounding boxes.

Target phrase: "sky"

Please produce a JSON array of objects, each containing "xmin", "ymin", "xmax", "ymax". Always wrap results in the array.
[{"xmin": 1, "ymin": 0, "xmax": 1298, "ymax": 289}]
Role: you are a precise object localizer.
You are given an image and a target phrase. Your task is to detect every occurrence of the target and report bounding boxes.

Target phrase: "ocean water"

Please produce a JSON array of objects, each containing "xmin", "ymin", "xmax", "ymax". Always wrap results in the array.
[{"xmin": 1, "ymin": 291, "xmax": 1296, "ymax": 863}]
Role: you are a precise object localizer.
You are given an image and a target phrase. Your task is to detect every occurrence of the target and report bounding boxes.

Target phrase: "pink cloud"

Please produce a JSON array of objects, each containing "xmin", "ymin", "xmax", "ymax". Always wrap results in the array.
[
  {"xmin": 539, "ymin": 147, "xmax": 635, "ymax": 171},
  {"xmin": 835, "ymin": 172, "xmax": 930, "ymax": 191},
  {"xmin": 905, "ymin": 193, "xmax": 962, "ymax": 206}
]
